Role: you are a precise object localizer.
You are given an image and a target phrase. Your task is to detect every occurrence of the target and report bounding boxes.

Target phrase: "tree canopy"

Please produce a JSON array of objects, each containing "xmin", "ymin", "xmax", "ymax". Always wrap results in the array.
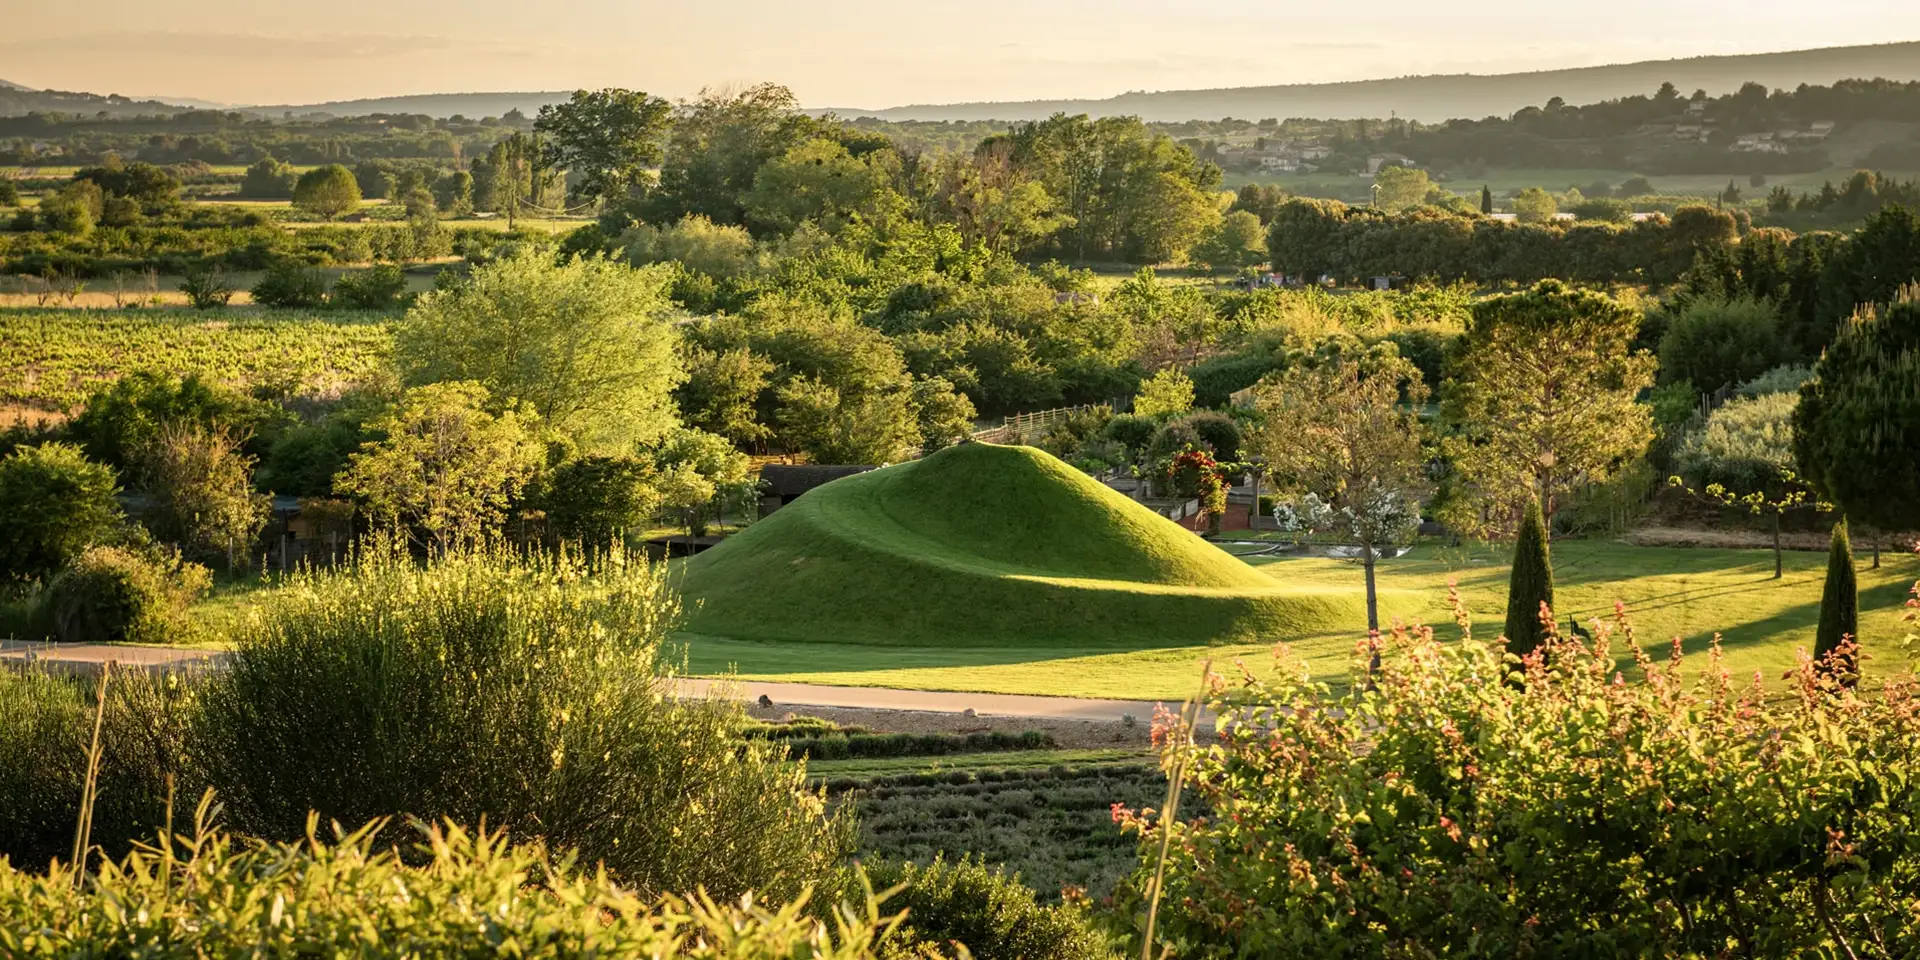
[{"xmin": 394, "ymin": 251, "xmax": 685, "ymax": 455}]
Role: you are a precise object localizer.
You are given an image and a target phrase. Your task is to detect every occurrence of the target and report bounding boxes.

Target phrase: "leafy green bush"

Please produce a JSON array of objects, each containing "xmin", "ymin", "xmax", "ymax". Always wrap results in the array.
[
  {"xmin": 329, "ymin": 263, "xmax": 409, "ymax": 310},
  {"xmin": 193, "ymin": 540, "xmax": 849, "ymax": 901},
  {"xmin": 248, "ymin": 258, "xmax": 329, "ymax": 307},
  {"xmin": 855, "ymin": 857, "xmax": 1116, "ymax": 960},
  {"xmin": 177, "ymin": 264, "xmax": 232, "ymax": 310},
  {"xmin": 0, "ymin": 815, "xmax": 913, "ymax": 959},
  {"xmin": 31, "ymin": 544, "xmax": 210, "ymax": 645},
  {"xmin": 1173, "ymin": 411, "xmax": 1242, "ymax": 462},
  {"xmin": 0, "ymin": 442, "xmax": 122, "ymax": 583},
  {"xmin": 0, "ymin": 666, "xmax": 194, "ymax": 869},
  {"xmin": 1657, "ymin": 295, "xmax": 1782, "ymax": 391},
  {"xmin": 1735, "ymin": 363, "xmax": 1812, "ymax": 398},
  {"xmin": 1672, "ymin": 392, "xmax": 1797, "ymax": 492},
  {"xmin": 1122, "ymin": 602, "xmax": 1920, "ymax": 957}
]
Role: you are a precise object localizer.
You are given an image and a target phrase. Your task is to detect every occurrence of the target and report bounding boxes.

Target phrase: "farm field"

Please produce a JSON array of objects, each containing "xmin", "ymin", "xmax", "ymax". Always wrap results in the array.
[
  {"xmin": 0, "ymin": 266, "xmax": 449, "ymax": 309},
  {"xmin": 676, "ymin": 538, "xmax": 1920, "ymax": 700},
  {"xmin": 0, "ymin": 306, "xmax": 392, "ymax": 411}
]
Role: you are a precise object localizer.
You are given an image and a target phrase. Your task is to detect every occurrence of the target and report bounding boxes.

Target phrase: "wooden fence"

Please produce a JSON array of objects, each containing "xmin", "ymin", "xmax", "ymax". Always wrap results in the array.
[{"xmin": 971, "ymin": 401, "xmax": 1124, "ymax": 444}]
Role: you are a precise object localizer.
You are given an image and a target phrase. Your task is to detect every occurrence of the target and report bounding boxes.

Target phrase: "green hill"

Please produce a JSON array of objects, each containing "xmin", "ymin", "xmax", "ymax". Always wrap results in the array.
[{"xmin": 677, "ymin": 442, "xmax": 1364, "ymax": 648}]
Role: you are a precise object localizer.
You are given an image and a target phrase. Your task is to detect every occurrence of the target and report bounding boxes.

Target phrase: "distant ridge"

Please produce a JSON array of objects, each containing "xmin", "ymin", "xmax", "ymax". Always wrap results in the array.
[
  {"xmin": 848, "ymin": 40, "xmax": 1920, "ymax": 123},
  {"xmin": 241, "ymin": 91, "xmax": 576, "ymax": 119},
  {"xmin": 7, "ymin": 40, "xmax": 1919, "ymax": 123}
]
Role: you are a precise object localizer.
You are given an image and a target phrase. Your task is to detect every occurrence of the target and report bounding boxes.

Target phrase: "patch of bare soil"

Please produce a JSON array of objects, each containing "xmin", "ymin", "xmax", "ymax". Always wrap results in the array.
[{"xmin": 745, "ymin": 703, "xmax": 1153, "ymax": 749}]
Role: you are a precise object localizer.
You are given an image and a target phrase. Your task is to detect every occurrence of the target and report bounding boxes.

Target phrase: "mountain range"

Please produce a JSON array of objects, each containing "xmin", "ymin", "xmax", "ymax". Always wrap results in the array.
[{"xmin": 3, "ymin": 40, "xmax": 1918, "ymax": 123}]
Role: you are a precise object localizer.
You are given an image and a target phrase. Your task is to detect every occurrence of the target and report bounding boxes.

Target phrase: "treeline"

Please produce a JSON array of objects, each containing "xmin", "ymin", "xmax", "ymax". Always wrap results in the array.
[
  {"xmin": 1264, "ymin": 194, "xmax": 1915, "ymax": 326},
  {"xmin": 0, "ymin": 109, "xmax": 525, "ymax": 167}
]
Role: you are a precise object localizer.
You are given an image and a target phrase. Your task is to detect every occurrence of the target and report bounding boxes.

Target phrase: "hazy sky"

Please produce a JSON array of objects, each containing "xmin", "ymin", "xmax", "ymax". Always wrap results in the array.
[{"xmin": 4, "ymin": 1, "xmax": 1914, "ymax": 107}]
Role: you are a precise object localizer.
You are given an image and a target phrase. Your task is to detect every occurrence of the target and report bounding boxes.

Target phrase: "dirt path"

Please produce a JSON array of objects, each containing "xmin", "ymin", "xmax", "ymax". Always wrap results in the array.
[{"xmin": 1, "ymin": 643, "xmax": 1192, "ymax": 731}]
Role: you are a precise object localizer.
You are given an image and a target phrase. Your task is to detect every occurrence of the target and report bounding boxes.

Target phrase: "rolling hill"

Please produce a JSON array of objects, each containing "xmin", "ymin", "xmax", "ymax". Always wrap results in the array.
[
  {"xmin": 676, "ymin": 442, "xmax": 1365, "ymax": 648},
  {"xmin": 239, "ymin": 91, "xmax": 575, "ymax": 119},
  {"xmin": 845, "ymin": 41, "xmax": 1920, "ymax": 123}
]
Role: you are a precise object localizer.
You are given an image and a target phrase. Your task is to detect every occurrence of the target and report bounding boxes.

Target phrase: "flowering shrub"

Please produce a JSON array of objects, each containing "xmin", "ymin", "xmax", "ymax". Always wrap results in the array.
[
  {"xmin": 1165, "ymin": 447, "xmax": 1227, "ymax": 518},
  {"xmin": 1119, "ymin": 590, "xmax": 1920, "ymax": 958}
]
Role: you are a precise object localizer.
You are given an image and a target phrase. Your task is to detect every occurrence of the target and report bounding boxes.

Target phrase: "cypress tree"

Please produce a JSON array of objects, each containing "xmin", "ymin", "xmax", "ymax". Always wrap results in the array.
[
  {"xmin": 1814, "ymin": 519, "xmax": 1859, "ymax": 683},
  {"xmin": 1480, "ymin": 184, "xmax": 1494, "ymax": 215},
  {"xmin": 1503, "ymin": 497, "xmax": 1554, "ymax": 660}
]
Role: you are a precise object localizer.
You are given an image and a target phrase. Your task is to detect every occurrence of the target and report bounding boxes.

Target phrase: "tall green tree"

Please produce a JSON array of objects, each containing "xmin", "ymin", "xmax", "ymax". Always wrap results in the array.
[
  {"xmin": 394, "ymin": 251, "xmax": 684, "ymax": 455},
  {"xmin": 1794, "ymin": 290, "xmax": 1920, "ymax": 531},
  {"xmin": 291, "ymin": 164, "xmax": 361, "ymax": 220},
  {"xmin": 1480, "ymin": 184, "xmax": 1493, "ymax": 215},
  {"xmin": 647, "ymin": 83, "xmax": 817, "ymax": 229},
  {"xmin": 1502, "ymin": 497, "xmax": 1555, "ymax": 661},
  {"xmin": 0, "ymin": 442, "xmax": 122, "ymax": 582},
  {"xmin": 1372, "ymin": 165, "xmax": 1433, "ymax": 213},
  {"xmin": 1443, "ymin": 280, "xmax": 1655, "ymax": 536},
  {"xmin": 1815, "ymin": 519, "xmax": 1859, "ymax": 683},
  {"xmin": 533, "ymin": 88, "xmax": 674, "ymax": 208},
  {"xmin": 334, "ymin": 382, "xmax": 544, "ymax": 546},
  {"xmin": 1512, "ymin": 187, "xmax": 1558, "ymax": 224}
]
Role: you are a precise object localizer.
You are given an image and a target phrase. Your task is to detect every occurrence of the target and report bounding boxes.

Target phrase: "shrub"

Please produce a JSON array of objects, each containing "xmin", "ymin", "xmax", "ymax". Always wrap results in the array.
[
  {"xmin": 1672, "ymin": 391, "xmax": 1796, "ymax": 492},
  {"xmin": 1735, "ymin": 363, "xmax": 1812, "ymax": 398},
  {"xmin": 178, "ymin": 264, "xmax": 233, "ymax": 310},
  {"xmin": 248, "ymin": 258, "xmax": 329, "ymax": 307},
  {"xmin": 1098, "ymin": 414, "xmax": 1158, "ymax": 458},
  {"xmin": 67, "ymin": 372, "xmax": 265, "ymax": 475},
  {"xmin": 193, "ymin": 540, "xmax": 850, "ymax": 901},
  {"xmin": 854, "ymin": 857, "xmax": 1115, "ymax": 960},
  {"xmin": 0, "ymin": 817, "xmax": 909, "ymax": 958},
  {"xmin": 1658, "ymin": 295, "xmax": 1781, "ymax": 391},
  {"xmin": 329, "ymin": 263, "xmax": 408, "ymax": 310},
  {"xmin": 31, "ymin": 544, "xmax": 210, "ymax": 645},
  {"xmin": 1121, "ymin": 599, "xmax": 1920, "ymax": 958},
  {"xmin": 0, "ymin": 666, "xmax": 194, "ymax": 868},
  {"xmin": 139, "ymin": 423, "xmax": 271, "ymax": 565},
  {"xmin": 1174, "ymin": 411, "xmax": 1242, "ymax": 463},
  {"xmin": 0, "ymin": 442, "xmax": 122, "ymax": 583},
  {"xmin": 535, "ymin": 454, "xmax": 659, "ymax": 544},
  {"xmin": 1132, "ymin": 369, "xmax": 1194, "ymax": 419}
]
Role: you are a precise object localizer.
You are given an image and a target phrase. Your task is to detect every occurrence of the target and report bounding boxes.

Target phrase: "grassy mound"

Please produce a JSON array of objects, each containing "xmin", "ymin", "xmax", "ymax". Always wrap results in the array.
[{"xmin": 678, "ymin": 442, "xmax": 1364, "ymax": 647}]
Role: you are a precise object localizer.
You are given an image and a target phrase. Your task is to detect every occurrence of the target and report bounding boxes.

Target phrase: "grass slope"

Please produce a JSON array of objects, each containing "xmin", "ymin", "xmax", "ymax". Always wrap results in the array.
[
  {"xmin": 679, "ymin": 540, "xmax": 1920, "ymax": 700},
  {"xmin": 677, "ymin": 442, "xmax": 1367, "ymax": 648}
]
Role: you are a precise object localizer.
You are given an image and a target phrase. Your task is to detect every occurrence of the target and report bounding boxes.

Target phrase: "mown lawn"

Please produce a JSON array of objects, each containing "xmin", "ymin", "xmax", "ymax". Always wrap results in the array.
[{"xmin": 676, "ymin": 539, "xmax": 1920, "ymax": 700}]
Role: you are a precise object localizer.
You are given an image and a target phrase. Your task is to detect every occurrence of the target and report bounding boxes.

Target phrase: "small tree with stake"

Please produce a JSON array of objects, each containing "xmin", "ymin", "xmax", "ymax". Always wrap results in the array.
[
  {"xmin": 1666, "ymin": 471, "xmax": 1829, "ymax": 579},
  {"xmin": 1251, "ymin": 347, "xmax": 1429, "ymax": 635},
  {"xmin": 1815, "ymin": 519, "xmax": 1860, "ymax": 685}
]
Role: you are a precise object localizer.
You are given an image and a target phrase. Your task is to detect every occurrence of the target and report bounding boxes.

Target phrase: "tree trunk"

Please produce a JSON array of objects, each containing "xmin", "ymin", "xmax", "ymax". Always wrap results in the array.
[
  {"xmin": 1248, "ymin": 470, "xmax": 1262, "ymax": 530},
  {"xmin": 1772, "ymin": 512, "xmax": 1783, "ymax": 580},
  {"xmin": 1364, "ymin": 548, "xmax": 1382, "ymax": 675},
  {"xmin": 1363, "ymin": 547, "xmax": 1381, "ymax": 633}
]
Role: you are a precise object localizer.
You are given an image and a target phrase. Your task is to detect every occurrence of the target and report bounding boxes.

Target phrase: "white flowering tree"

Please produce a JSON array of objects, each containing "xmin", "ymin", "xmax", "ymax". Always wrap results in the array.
[{"xmin": 1252, "ymin": 347, "xmax": 1430, "ymax": 634}]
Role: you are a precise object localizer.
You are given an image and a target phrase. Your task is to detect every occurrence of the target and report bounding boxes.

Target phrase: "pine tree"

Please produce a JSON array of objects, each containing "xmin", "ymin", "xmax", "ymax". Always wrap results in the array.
[
  {"xmin": 1814, "ymin": 519, "xmax": 1859, "ymax": 683},
  {"xmin": 1503, "ymin": 497, "xmax": 1554, "ymax": 660},
  {"xmin": 1480, "ymin": 184, "xmax": 1493, "ymax": 215}
]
